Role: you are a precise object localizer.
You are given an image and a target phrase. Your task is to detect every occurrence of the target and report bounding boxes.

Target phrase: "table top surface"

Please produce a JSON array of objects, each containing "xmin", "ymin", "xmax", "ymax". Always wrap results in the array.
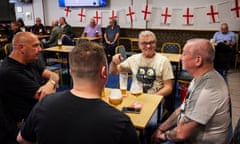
[
  {"xmin": 44, "ymin": 45, "xmax": 74, "ymax": 53},
  {"xmin": 37, "ymin": 34, "xmax": 50, "ymax": 39},
  {"xmin": 44, "ymin": 46, "xmax": 181, "ymax": 63},
  {"xmin": 0, "ymin": 38, "xmax": 7, "ymax": 42},
  {"xmin": 74, "ymin": 37, "xmax": 101, "ymax": 41},
  {"xmin": 160, "ymin": 53, "xmax": 181, "ymax": 63},
  {"xmin": 102, "ymin": 88, "xmax": 163, "ymax": 130}
]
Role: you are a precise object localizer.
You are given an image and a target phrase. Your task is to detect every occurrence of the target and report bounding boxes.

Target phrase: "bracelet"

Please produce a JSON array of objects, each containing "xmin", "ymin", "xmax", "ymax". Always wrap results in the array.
[{"xmin": 49, "ymin": 79, "xmax": 56, "ymax": 88}]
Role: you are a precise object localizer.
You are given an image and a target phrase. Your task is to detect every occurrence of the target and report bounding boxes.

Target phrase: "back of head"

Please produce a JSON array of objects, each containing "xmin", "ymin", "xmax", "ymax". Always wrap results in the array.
[
  {"xmin": 139, "ymin": 30, "xmax": 156, "ymax": 41},
  {"xmin": 69, "ymin": 42, "xmax": 107, "ymax": 81},
  {"xmin": 186, "ymin": 38, "xmax": 215, "ymax": 65}
]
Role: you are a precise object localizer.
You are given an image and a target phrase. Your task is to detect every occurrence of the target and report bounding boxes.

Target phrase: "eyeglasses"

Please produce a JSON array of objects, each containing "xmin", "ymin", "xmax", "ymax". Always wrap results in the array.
[{"xmin": 140, "ymin": 41, "xmax": 156, "ymax": 46}]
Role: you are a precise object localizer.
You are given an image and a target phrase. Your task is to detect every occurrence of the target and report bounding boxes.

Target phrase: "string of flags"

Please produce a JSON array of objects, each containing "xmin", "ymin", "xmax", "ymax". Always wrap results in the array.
[{"xmin": 62, "ymin": 0, "xmax": 240, "ymax": 25}]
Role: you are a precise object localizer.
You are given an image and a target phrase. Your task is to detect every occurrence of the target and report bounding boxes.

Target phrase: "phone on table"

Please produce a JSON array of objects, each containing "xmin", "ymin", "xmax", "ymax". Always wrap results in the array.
[{"xmin": 122, "ymin": 107, "xmax": 141, "ymax": 114}]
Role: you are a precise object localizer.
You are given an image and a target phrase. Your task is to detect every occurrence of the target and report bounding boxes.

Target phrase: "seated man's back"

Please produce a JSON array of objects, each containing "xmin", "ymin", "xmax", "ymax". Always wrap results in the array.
[{"xmin": 20, "ymin": 91, "xmax": 138, "ymax": 144}]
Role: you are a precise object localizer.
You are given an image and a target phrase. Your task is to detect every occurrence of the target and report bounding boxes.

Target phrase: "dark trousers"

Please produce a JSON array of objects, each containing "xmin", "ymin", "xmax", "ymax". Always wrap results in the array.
[{"xmin": 104, "ymin": 42, "xmax": 117, "ymax": 63}]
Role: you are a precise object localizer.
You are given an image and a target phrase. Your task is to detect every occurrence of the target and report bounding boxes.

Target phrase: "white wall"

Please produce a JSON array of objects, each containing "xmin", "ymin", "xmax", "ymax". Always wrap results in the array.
[{"xmin": 15, "ymin": 0, "xmax": 240, "ymax": 31}]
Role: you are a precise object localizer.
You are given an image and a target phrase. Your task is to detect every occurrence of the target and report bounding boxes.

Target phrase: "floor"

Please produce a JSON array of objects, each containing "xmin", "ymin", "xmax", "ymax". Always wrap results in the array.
[{"xmin": 228, "ymin": 69, "xmax": 240, "ymax": 129}]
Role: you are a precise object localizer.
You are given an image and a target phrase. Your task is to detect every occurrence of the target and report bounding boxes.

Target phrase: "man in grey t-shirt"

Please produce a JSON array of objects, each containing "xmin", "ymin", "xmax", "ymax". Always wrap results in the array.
[{"xmin": 152, "ymin": 38, "xmax": 232, "ymax": 144}]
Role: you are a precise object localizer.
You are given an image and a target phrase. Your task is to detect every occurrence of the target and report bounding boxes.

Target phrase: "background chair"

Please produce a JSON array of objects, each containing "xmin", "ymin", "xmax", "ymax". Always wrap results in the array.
[
  {"xmin": 161, "ymin": 42, "xmax": 181, "ymax": 54},
  {"xmin": 118, "ymin": 38, "xmax": 133, "ymax": 52},
  {"xmin": 3, "ymin": 43, "xmax": 12, "ymax": 57}
]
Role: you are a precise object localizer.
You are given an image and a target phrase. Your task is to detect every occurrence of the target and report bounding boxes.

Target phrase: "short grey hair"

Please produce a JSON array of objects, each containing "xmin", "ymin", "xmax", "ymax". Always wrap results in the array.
[
  {"xmin": 139, "ymin": 30, "xmax": 157, "ymax": 42},
  {"xmin": 186, "ymin": 38, "xmax": 215, "ymax": 64}
]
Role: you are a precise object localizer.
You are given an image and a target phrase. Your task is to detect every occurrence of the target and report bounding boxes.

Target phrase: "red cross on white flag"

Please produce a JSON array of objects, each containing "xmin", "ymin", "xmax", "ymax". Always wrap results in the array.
[
  {"xmin": 64, "ymin": 7, "xmax": 72, "ymax": 17},
  {"xmin": 93, "ymin": 10, "xmax": 102, "ymax": 24},
  {"xmin": 231, "ymin": 0, "xmax": 240, "ymax": 18},
  {"xmin": 77, "ymin": 8, "xmax": 86, "ymax": 23},
  {"xmin": 182, "ymin": 8, "xmax": 194, "ymax": 25},
  {"xmin": 141, "ymin": 4, "xmax": 152, "ymax": 21},
  {"xmin": 206, "ymin": 5, "xmax": 219, "ymax": 23},
  {"xmin": 161, "ymin": 7, "xmax": 172, "ymax": 24},
  {"xmin": 126, "ymin": 6, "xmax": 136, "ymax": 24},
  {"xmin": 109, "ymin": 10, "xmax": 118, "ymax": 19}
]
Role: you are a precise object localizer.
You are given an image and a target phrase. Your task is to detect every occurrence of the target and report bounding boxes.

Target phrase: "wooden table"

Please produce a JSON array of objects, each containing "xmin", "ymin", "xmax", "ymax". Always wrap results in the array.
[
  {"xmin": 0, "ymin": 38, "xmax": 7, "ymax": 43},
  {"xmin": 102, "ymin": 88, "xmax": 163, "ymax": 130},
  {"xmin": 44, "ymin": 45, "xmax": 74, "ymax": 53},
  {"xmin": 37, "ymin": 34, "xmax": 50, "ymax": 39},
  {"xmin": 74, "ymin": 37, "xmax": 101, "ymax": 41},
  {"xmin": 160, "ymin": 53, "xmax": 181, "ymax": 63}
]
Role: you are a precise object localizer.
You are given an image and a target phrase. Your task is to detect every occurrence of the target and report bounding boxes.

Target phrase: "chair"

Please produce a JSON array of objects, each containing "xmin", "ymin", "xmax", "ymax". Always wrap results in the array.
[
  {"xmin": 3, "ymin": 43, "xmax": 12, "ymax": 57},
  {"xmin": 118, "ymin": 38, "xmax": 132, "ymax": 52},
  {"xmin": 161, "ymin": 42, "xmax": 181, "ymax": 54}
]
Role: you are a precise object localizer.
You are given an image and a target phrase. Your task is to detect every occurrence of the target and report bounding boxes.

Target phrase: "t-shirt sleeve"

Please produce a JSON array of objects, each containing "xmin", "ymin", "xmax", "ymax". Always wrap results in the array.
[
  {"xmin": 118, "ymin": 121, "xmax": 140, "ymax": 144},
  {"xmin": 185, "ymin": 87, "xmax": 219, "ymax": 125},
  {"xmin": 162, "ymin": 59, "xmax": 174, "ymax": 81},
  {"xmin": 231, "ymin": 32, "xmax": 236, "ymax": 43},
  {"xmin": 20, "ymin": 103, "xmax": 39, "ymax": 142}
]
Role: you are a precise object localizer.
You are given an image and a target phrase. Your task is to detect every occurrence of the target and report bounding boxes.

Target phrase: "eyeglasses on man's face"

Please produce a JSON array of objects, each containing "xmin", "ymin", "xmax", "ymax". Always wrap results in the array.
[{"xmin": 140, "ymin": 41, "xmax": 156, "ymax": 46}]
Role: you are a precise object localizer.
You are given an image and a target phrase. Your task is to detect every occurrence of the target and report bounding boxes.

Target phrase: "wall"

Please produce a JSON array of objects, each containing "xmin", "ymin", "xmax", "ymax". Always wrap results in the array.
[{"xmin": 14, "ymin": 0, "xmax": 240, "ymax": 31}]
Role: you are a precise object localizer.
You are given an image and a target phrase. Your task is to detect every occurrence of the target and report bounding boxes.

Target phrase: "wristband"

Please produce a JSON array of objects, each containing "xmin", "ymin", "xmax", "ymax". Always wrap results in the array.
[{"xmin": 49, "ymin": 79, "xmax": 56, "ymax": 88}]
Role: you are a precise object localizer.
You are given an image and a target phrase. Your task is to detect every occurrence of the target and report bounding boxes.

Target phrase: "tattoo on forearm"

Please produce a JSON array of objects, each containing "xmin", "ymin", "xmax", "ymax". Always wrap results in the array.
[{"xmin": 160, "ymin": 108, "xmax": 180, "ymax": 130}]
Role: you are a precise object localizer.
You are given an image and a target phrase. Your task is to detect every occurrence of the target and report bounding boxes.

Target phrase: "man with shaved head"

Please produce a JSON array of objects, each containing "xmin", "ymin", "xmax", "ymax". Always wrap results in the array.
[
  {"xmin": 152, "ymin": 39, "xmax": 232, "ymax": 144},
  {"xmin": 0, "ymin": 32, "xmax": 59, "ymax": 144}
]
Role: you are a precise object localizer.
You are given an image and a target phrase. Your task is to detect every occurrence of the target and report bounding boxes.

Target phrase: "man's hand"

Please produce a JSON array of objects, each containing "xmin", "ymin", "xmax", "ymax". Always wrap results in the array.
[
  {"xmin": 112, "ymin": 54, "xmax": 123, "ymax": 65},
  {"xmin": 151, "ymin": 129, "xmax": 167, "ymax": 144},
  {"xmin": 35, "ymin": 81, "xmax": 56, "ymax": 100}
]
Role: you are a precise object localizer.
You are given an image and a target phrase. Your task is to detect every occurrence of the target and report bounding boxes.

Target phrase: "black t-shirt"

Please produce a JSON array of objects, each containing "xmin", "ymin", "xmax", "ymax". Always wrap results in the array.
[
  {"xmin": 0, "ymin": 57, "xmax": 45, "ymax": 122},
  {"xmin": 21, "ymin": 91, "xmax": 140, "ymax": 144}
]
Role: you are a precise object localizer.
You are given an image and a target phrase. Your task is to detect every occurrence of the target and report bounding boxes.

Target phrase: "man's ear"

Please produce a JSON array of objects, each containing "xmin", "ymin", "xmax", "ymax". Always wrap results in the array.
[{"xmin": 100, "ymin": 65, "xmax": 108, "ymax": 79}]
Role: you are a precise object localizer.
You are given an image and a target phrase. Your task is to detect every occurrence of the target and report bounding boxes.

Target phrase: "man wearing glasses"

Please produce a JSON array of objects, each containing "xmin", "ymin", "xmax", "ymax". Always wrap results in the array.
[{"xmin": 110, "ymin": 30, "xmax": 174, "ymax": 141}]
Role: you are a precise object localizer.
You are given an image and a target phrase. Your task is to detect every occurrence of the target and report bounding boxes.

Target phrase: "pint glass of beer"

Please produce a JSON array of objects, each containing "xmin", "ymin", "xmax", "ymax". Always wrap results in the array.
[{"xmin": 119, "ymin": 72, "xmax": 128, "ymax": 96}]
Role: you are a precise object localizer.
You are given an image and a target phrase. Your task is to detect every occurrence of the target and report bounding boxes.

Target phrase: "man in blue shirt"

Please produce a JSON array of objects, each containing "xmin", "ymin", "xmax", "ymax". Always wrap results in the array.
[
  {"xmin": 213, "ymin": 23, "xmax": 236, "ymax": 81},
  {"xmin": 104, "ymin": 19, "xmax": 120, "ymax": 63},
  {"xmin": 213, "ymin": 23, "xmax": 236, "ymax": 46}
]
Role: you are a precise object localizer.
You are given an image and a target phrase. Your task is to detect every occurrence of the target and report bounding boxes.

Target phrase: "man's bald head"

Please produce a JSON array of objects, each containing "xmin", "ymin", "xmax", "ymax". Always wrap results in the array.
[
  {"xmin": 11, "ymin": 32, "xmax": 42, "ymax": 64},
  {"xmin": 12, "ymin": 32, "xmax": 38, "ymax": 49}
]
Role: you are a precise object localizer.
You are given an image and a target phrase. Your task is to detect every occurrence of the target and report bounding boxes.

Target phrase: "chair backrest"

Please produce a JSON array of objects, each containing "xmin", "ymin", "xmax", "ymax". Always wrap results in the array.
[
  {"xmin": 115, "ymin": 45, "xmax": 125, "ymax": 54},
  {"xmin": 118, "ymin": 38, "xmax": 132, "ymax": 52},
  {"xmin": 3, "ymin": 43, "xmax": 12, "ymax": 56},
  {"xmin": 161, "ymin": 42, "xmax": 181, "ymax": 54}
]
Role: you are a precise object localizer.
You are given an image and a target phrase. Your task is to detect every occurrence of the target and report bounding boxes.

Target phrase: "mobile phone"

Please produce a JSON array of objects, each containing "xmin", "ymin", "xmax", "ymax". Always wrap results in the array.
[
  {"xmin": 118, "ymin": 46, "xmax": 127, "ymax": 61},
  {"xmin": 122, "ymin": 107, "xmax": 141, "ymax": 114}
]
